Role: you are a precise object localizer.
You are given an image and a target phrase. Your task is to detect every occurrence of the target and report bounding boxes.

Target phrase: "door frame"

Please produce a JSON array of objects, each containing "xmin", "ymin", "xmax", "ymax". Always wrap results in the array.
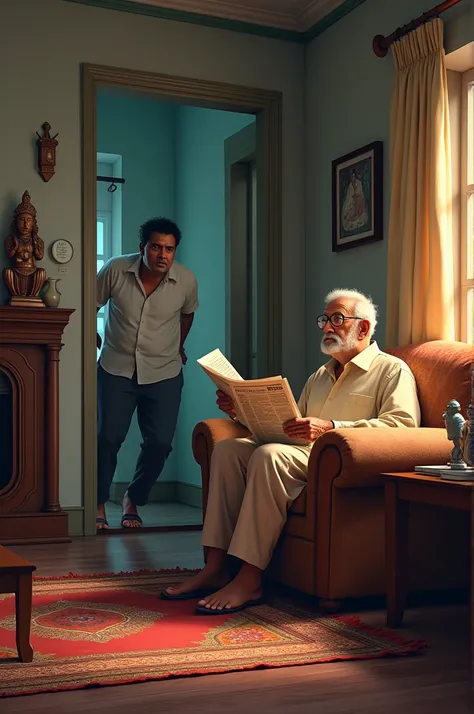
[
  {"xmin": 224, "ymin": 122, "xmax": 257, "ymax": 378},
  {"xmin": 81, "ymin": 63, "xmax": 282, "ymax": 536}
]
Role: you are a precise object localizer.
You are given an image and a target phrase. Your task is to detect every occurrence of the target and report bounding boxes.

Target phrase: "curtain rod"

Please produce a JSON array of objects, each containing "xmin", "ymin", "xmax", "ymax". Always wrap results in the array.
[
  {"xmin": 372, "ymin": 0, "xmax": 464, "ymax": 57},
  {"xmin": 97, "ymin": 175, "xmax": 125, "ymax": 193},
  {"xmin": 97, "ymin": 175, "xmax": 125, "ymax": 184}
]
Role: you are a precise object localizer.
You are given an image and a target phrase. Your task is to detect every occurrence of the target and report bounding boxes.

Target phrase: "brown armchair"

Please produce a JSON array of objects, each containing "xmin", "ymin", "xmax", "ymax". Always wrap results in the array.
[{"xmin": 192, "ymin": 340, "xmax": 472, "ymax": 607}]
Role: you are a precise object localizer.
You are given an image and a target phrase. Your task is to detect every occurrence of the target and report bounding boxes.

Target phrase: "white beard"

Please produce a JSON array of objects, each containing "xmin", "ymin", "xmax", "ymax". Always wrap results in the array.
[{"xmin": 320, "ymin": 322, "xmax": 359, "ymax": 355}]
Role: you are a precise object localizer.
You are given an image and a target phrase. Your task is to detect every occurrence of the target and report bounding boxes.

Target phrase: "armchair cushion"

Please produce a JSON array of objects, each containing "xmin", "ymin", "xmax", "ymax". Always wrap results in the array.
[{"xmin": 389, "ymin": 341, "xmax": 472, "ymax": 428}]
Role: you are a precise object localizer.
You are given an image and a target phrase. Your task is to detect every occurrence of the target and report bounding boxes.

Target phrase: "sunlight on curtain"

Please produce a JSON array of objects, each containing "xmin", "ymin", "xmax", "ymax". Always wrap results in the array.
[{"xmin": 386, "ymin": 18, "xmax": 454, "ymax": 347}]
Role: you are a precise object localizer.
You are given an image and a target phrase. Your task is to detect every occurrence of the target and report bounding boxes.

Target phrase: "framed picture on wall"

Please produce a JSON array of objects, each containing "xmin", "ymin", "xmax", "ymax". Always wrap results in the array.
[{"xmin": 332, "ymin": 141, "xmax": 383, "ymax": 252}]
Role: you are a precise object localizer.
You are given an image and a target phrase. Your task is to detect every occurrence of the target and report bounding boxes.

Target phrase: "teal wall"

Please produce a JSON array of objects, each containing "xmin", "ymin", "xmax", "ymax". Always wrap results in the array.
[
  {"xmin": 96, "ymin": 93, "xmax": 254, "ymax": 489},
  {"xmin": 305, "ymin": 0, "xmax": 474, "ymax": 374},
  {"xmin": 175, "ymin": 107, "xmax": 255, "ymax": 486},
  {"xmin": 96, "ymin": 91, "xmax": 178, "ymax": 484},
  {"xmin": 97, "ymin": 92, "xmax": 176, "ymax": 253}
]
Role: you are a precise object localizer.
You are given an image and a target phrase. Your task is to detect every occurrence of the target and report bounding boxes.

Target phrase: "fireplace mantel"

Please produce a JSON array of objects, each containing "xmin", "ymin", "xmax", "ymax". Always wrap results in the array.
[{"xmin": 0, "ymin": 306, "xmax": 74, "ymax": 544}]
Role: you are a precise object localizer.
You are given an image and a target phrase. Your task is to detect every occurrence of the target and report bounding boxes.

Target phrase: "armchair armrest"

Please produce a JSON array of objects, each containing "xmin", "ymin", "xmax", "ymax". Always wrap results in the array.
[
  {"xmin": 309, "ymin": 427, "xmax": 449, "ymax": 490},
  {"xmin": 192, "ymin": 418, "xmax": 250, "ymax": 463},
  {"xmin": 192, "ymin": 418, "xmax": 251, "ymax": 513}
]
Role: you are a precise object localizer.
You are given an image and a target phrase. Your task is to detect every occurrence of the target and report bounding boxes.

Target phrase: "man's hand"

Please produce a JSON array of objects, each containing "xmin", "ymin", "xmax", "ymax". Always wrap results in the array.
[
  {"xmin": 179, "ymin": 346, "xmax": 187, "ymax": 365},
  {"xmin": 216, "ymin": 389, "xmax": 237, "ymax": 420},
  {"xmin": 97, "ymin": 333, "xmax": 102, "ymax": 350},
  {"xmin": 283, "ymin": 417, "xmax": 333, "ymax": 442}
]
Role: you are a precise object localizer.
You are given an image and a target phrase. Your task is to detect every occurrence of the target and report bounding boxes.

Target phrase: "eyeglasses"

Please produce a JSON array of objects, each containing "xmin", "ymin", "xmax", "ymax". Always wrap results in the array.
[{"xmin": 317, "ymin": 313, "xmax": 363, "ymax": 329}]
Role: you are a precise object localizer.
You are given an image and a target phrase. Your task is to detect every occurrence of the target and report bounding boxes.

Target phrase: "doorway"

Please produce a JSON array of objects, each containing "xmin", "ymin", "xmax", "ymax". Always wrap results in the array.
[
  {"xmin": 82, "ymin": 64, "xmax": 282, "ymax": 536},
  {"xmin": 95, "ymin": 92, "xmax": 256, "ymax": 529}
]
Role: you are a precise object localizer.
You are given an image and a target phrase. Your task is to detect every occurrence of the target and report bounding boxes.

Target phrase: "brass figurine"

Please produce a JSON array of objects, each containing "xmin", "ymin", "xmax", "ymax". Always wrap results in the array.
[{"xmin": 3, "ymin": 191, "xmax": 46, "ymax": 307}]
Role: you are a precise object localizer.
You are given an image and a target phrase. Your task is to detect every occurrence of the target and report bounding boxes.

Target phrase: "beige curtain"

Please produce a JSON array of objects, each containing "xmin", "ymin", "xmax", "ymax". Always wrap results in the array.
[{"xmin": 386, "ymin": 18, "xmax": 454, "ymax": 347}]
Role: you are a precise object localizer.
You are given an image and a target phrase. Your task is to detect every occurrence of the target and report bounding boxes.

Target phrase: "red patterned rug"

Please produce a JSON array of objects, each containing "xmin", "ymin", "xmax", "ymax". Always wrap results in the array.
[{"xmin": 0, "ymin": 569, "xmax": 426, "ymax": 697}]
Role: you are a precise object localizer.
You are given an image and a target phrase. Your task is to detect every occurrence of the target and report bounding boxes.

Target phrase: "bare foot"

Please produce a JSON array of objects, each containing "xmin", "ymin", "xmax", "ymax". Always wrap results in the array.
[
  {"xmin": 96, "ymin": 505, "xmax": 109, "ymax": 531},
  {"xmin": 164, "ymin": 564, "xmax": 231, "ymax": 597},
  {"xmin": 122, "ymin": 492, "xmax": 142, "ymax": 528},
  {"xmin": 197, "ymin": 564, "xmax": 263, "ymax": 611},
  {"xmin": 165, "ymin": 548, "xmax": 230, "ymax": 596}
]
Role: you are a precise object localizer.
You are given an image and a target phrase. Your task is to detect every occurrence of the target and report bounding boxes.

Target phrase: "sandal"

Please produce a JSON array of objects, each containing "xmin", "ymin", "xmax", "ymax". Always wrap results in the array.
[
  {"xmin": 160, "ymin": 587, "xmax": 214, "ymax": 601},
  {"xmin": 121, "ymin": 513, "xmax": 143, "ymax": 528},
  {"xmin": 195, "ymin": 596, "xmax": 265, "ymax": 615}
]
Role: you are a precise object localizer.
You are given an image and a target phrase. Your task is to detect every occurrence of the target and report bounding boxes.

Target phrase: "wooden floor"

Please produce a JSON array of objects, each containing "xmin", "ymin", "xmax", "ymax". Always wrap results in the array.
[{"xmin": 6, "ymin": 532, "xmax": 473, "ymax": 713}]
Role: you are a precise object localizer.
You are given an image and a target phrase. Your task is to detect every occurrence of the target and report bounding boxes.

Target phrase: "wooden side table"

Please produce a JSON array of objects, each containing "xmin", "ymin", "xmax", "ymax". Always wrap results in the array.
[
  {"xmin": 0, "ymin": 544, "xmax": 36, "ymax": 662},
  {"xmin": 383, "ymin": 471, "xmax": 473, "ymax": 693},
  {"xmin": 383, "ymin": 471, "xmax": 473, "ymax": 628}
]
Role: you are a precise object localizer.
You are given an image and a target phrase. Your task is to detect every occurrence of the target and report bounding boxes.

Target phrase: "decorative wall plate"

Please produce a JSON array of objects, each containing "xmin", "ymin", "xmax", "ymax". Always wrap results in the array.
[{"xmin": 51, "ymin": 239, "xmax": 73, "ymax": 264}]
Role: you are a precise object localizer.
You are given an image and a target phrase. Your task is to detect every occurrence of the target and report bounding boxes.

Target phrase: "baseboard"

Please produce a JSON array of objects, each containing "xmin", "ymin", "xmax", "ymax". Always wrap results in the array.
[
  {"xmin": 176, "ymin": 482, "xmax": 203, "ymax": 509},
  {"xmin": 63, "ymin": 484, "xmax": 201, "ymax": 537},
  {"xmin": 109, "ymin": 480, "xmax": 202, "ymax": 508},
  {"xmin": 64, "ymin": 507, "xmax": 84, "ymax": 537},
  {"xmin": 109, "ymin": 481, "xmax": 177, "ymax": 504}
]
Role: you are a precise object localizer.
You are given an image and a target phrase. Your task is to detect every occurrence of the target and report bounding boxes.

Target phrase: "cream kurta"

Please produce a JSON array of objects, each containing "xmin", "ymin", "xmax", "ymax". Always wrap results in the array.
[
  {"xmin": 202, "ymin": 341, "xmax": 421, "ymax": 570},
  {"xmin": 298, "ymin": 341, "xmax": 420, "ymax": 428}
]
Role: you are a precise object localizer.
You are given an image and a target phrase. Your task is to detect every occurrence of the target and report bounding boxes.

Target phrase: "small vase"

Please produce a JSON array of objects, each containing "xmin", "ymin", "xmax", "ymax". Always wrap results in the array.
[{"xmin": 41, "ymin": 278, "xmax": 61, "ymax": 308}]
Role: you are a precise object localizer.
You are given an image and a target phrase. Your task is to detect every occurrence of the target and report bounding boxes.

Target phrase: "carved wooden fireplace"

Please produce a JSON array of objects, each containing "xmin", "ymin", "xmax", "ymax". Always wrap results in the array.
[{"xmin": 0, "ymin": 306, "xmax": 74, "ymax": 544}]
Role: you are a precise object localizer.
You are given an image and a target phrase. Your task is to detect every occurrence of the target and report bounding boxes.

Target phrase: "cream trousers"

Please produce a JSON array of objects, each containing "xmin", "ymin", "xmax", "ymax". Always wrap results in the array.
[{"xmin": 201, "ymin": 437, "xmax": 311, "ymax": 570}]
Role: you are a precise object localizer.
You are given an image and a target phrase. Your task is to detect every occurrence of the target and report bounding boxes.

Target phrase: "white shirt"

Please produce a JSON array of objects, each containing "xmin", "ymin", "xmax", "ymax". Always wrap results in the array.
[
  {"xmin": 97, "ymin": 254, "xmax": 198, "ymax": 384},
  {"xmin": 298, "ymin": 342, "xmax": 421, "ymax": 428}
]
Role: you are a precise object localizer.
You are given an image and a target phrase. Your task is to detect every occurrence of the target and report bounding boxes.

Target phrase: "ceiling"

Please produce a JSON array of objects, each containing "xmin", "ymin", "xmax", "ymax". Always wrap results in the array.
[{"xmin": 124, "ymin": 0, "xmax": 349, "ymax": 32}]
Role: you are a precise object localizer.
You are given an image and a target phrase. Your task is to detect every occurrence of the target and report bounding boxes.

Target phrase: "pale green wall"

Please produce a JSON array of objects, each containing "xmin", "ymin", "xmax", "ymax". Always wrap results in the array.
[
  {"xmin": 305, "ymin": 0, "xmax": 474, "ymax": 374},
  {"xmin": 175, "ymin": 107, "xmax": 255, "ymax": 486},
  {"xmin": 96, "ymin": 91, "xmax": 178, "ymax": 484},
  {"xmin": 0, "ymin": 0, "xmax": 305, "ymax": 507}
]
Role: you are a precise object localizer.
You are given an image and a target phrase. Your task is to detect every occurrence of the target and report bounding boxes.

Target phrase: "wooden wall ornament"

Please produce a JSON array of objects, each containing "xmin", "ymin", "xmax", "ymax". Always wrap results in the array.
[{"xmin": 36, "ymin": 122, "xmax": 58, "ymax": 182}]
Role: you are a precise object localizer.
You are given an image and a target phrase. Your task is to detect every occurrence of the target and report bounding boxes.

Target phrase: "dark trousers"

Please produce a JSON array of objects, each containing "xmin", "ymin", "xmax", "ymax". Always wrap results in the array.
[{"xmin": 97, "ymin": 366, "xmax": 183, "ymax": 507}]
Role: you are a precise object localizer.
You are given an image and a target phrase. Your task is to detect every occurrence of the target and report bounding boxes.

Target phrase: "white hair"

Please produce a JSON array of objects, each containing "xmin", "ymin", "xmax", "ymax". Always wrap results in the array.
[{"xmin": 324, "ymin": 288, "xmax": 378, "ymax": 338}]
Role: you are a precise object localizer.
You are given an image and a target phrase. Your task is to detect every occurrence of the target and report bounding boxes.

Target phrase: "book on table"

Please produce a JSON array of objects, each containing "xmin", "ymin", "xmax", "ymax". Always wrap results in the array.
[
  {"xmin": 414, "ymin": 465, "xmax": 474, "ymax": 481},
  {"xmin": 197, "ymin": 349, "xmax": 309, "ymax": 446}
]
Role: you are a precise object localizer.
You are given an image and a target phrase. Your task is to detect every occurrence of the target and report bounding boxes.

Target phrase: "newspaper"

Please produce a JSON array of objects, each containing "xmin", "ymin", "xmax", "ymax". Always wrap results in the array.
[{"xmin": 197, "ymin": 349, "xmax": 308, "ymax": 446}]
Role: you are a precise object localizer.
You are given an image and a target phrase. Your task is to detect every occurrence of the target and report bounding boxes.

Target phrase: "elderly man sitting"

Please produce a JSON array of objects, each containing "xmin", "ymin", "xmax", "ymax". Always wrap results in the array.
[{"xmin": 162, "ymin": 288, "xmax": 421, "ymax": 614}]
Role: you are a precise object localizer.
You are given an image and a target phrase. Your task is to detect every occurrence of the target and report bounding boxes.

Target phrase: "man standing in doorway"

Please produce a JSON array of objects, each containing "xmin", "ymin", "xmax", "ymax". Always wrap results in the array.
[{"xmin": 96, "ymin": 217, "xmax": 198, "ymax": 530}]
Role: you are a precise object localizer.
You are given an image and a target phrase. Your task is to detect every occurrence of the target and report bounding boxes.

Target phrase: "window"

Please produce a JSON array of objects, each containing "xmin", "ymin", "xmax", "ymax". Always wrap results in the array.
[
  {"xmin": 461, "ymin": 69, "xmax": 474, "ymax": 342},
  {"xmin": 97, "ymin": 210, "xmax": 112, "ymax": 357}
]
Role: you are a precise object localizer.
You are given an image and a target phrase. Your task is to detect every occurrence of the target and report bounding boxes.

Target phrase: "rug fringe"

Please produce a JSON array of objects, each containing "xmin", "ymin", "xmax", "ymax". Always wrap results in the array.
[
  {"xmin": 332, "ymin": 615, "xmax": 428, "ymax": 652},
  {"xmin": 0, "ymin": 647, "xmax": 428, "ymax": 699},
  {"xmin": 33, "ymin": 567, "xmax": 200, "ymax": 581}
]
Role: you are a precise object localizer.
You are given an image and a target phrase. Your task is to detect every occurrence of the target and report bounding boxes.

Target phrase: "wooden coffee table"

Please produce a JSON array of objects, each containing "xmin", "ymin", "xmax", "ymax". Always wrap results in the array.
[
  {"xmin": 0, "ymin": 544, "xmax": 36, "ymax": 662},
  {"xmin": 383, "ymin": 471, "xmax": 473, "ymax": 630}
]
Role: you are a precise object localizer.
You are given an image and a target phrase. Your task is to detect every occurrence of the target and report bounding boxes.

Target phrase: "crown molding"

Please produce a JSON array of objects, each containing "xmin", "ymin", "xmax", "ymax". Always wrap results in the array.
[
  {"xmin": 125, "ymin": 0, "xmax": 301, "ymax": 31},
  {"xmin": 303, "ymin": 0, "xmax": 367, "ymax": 40},
  {"xmin": 298, "ymin": 0, "xmax": 345, "ymax": 30},
  {"xmin": 63, "ymin": 0, "xmax": 368, "ymax": 42}
]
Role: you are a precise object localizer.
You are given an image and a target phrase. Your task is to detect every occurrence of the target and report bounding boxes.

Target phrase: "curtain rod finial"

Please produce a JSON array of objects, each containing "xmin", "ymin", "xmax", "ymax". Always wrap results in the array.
[{"xmin": 373, "ymin": 34, "xmax": 389, "ymax": 57}]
